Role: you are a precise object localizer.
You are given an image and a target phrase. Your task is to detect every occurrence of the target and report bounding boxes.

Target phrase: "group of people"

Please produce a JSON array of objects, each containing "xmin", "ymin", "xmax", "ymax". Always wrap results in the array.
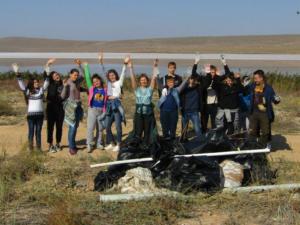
[{"xmin": 13, "ymin": 53, "xmax": 281, "ymax": 155}]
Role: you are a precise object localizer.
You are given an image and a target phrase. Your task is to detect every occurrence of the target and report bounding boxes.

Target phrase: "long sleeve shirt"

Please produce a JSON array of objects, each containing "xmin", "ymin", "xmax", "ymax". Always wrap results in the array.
[
  {"xmin": 17, "ymin": 76, "xmax": 49, "ymax": 116},
  {"xmin": 60, "ymin": 76, "xmax": 84, "ymax": 101},
  {"xmin": 107, "ymin": 65, "xmax": 126, "ymax": 98}
]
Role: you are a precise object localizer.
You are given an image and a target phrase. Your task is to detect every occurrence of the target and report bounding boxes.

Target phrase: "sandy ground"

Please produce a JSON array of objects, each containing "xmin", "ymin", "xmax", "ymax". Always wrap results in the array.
[{"xmin": 0, "ymin": 121, "xmax": 299, "ymax": 162}]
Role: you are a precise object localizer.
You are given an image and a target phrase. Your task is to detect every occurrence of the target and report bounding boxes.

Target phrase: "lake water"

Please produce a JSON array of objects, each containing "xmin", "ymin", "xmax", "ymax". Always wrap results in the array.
[{"xmin": 0, "ymin": 64, "xmax": 299, "ymax": 76}]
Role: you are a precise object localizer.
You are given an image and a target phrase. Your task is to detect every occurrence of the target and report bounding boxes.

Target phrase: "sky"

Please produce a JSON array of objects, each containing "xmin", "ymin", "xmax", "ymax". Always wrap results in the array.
[{"xmin": 0, "ymin": 0, "xmax": 300, "ymax": 41}]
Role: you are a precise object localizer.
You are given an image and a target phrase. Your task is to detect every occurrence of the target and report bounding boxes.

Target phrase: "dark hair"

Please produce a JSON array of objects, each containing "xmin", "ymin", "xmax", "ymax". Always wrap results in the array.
[
  {"xmin": 253, "ymin": 70, "xmax": 266, "ymax": 82},
  {"xmin": 210, "ymin": 65, "xmax": 217, "ymax": 71},
  {"xmin": 92, "ymin": 73, "xmax": 104, "ymax": 88},
  {"xmin": 106, "ymin": 69, "xmax": 119, "ymax": 81},
  {"xmin": 138, "ymin": 73, "xmax": 150, "ymax": 83},
  {"xmin": 69, "ymin": 68, "xmax": 79, "ymax": 75},
  {"xmin": 166, "ymin": 76, "xmax": 175, "ymax": 82},
  {"xmin": 49, "ymin": 71, "xmax": 62, "ymax": 84},
  {"xmin": 168, "ymin": 61, "xmax": 176, "ymax": 68},
  {"xmin": 27, "ymin": 76, "xmax": 40, "ymax": 94}
]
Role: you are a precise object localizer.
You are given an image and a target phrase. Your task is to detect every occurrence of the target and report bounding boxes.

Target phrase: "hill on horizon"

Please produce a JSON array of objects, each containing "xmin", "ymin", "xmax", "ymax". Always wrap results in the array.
[{"xmin": 1, "ymin": 35, "xmax": 300, "ymax": 54}]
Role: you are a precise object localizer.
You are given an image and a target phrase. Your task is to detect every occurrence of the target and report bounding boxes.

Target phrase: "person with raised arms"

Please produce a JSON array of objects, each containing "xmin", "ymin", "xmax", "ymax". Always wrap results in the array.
[
  {"xmin": 128, "ymin": 57, "xmax": 158, "ymax": 145},
  {"xmin": 82, "ymin": 60, "xmax": 107, "ymax": 153},
  {"xmin": 60, "ymin": 63, "xmax": 85, "ymax": 155},
  {"xmin": 102, "ymin": 56, "xmax": 130, "ymax": 152},
  {"xmin": 43, "ymin": 58, "xmax": 65, "ymax": 153},
  {"xmin": 13, "ymin": 63, "xmax": 50, "ymax": 151}
]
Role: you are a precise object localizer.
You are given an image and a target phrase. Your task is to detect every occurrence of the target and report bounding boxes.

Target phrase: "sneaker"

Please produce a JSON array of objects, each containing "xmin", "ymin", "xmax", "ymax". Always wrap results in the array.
[
  {"xmin": 69, "ymin": 148, "xmax": 77, "ymax": 155},
  {"xmin": 112, "ymin": 145, "xmax": 120, "ymax": 152},
  {"xmin": 55, "ymin": 144, "xmax": 62, "ymax": 152},
  {"xmin": 104, "ymin": 144, "xmax": 114, "ymax": 151},
  {"xmin": 49, "ymin": 145, "xmax": 57, "ymax": 153},
  {"xmin": 87, "ymin": 144, "xmax": 93, "ymax": 153},
  {"xmin": 96, "ymin": 144, "xmax": 104, "ymax": 150}
]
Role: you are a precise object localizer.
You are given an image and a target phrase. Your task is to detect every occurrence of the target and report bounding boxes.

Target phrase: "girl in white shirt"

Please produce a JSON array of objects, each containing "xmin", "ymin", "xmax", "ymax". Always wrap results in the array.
[
  {"xmin": 13, "ymin": 63, "xmax": 49, "ymax": 151},
  {"xmin": 104, "ymin": 56, "xmax": 130, "ymax": 152}
]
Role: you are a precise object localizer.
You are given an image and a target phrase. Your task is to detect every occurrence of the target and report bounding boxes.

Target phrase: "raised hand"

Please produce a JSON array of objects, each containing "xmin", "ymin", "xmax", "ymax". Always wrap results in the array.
[
  {"xmin": 11, "ymin": 63, "xmax": 19, "ymax": 73},
  {"xmin": 74, "ymin": 59, "xmax": 82, "ymax": 67},
  {"xmin": 127, "ymin": 57, "xmax": 133, "ymax": 68},
  {"xmin": 63, "ymin": 78, "xmax": 69, "ymax": 86},
  {"xmin": 153, "ymin": 58, "xmax": 159, "ymax": 67},
  {"xmin": 46, "ymin": 58, "xmax": 56, "ymax": 66},
  {"xmin": 124, "ymin": 55, "xmax": 131, "ymax": 65},
  {"xmin": 234, "ymin": 72, "xmax": 241, "ymax": 79},
  {"xmin": 220, "ymin": 54, "xmax": 227, "ymax": 65},
  {"xmin": 98, "ymin": 51, "xmax": 104, "ymax": 65},
  {"xmin": 153, "ymin": 58, "xmax": 160, "ymax": 77},
  {"xmin": 194, "ymin": 53, "xmax": 201, "ymax": 64},
  {"xmin": 204, "ymin": 64, "xmax": 211, "ymax": 74}
]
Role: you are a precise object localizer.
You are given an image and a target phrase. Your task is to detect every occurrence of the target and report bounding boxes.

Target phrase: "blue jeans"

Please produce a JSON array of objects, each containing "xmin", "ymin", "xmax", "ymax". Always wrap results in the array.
[
  {"xmin": 27, "ymin": 115, "xmax": 44, "ymax": 148},
  {"xmin": 68, "ymin": 106, "xmax": 82, "ymax": 149},
  {"xmin": 106, "ymin": 111, "xmax": 122, "ymax": 144},
  {"xmin": 182, "ymin": 111, "xmax": 202, "ymax": 138},
  {"xmin": 160, "ymin": 110, "xmax": 178, "ymax": 139}
]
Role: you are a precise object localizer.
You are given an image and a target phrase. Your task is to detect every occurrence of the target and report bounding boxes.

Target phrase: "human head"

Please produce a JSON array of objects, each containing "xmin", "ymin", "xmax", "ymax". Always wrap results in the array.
[
  {"xmin": 106, "ymin": 69, "xmax": 119, "ymax": 82},
  {"xmin": 166, "ymin": 76, "xmax": 175, "ymax": 89},
  {"xmin": 27, "ymin": 77, "xmax": 40, "ymax": 93},
  {"xmin": 189, "ymin": 75, "xmax": 198, "ymax": 87},
  {"xmin": 92, "ymin": 74, "xmax": 104, "ymax": 88},
  {"xmin": 168, "ymin": 62, "xmax": 176, "ymax": 75},
  {"xmin": 253, "ymin": 70, "xmax": 266, "ymax": 85},
  {"xmin": 224, "ymin": 74, "xmax": 234, "ymax": 86},
  {"xmin": 49, "ymin": 71, "xmax": 61, "ymax": 82},
  {"xmin": 210, "ymin": 65, "xmax": 217, "ymax": 77},
  {"xmin": 138, "ymin": 74, "xmax": 150, "ymax": 87},
  {"xmin": 69, "ymin": 68, "xmax": 79, "ymax": 81}
]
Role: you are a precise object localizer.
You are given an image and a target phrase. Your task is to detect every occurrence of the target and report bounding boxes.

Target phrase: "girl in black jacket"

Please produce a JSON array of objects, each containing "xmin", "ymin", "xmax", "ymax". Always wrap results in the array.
[{"xmin": 43, "ymin": 59, "xmax": 65, "ymax": 153}]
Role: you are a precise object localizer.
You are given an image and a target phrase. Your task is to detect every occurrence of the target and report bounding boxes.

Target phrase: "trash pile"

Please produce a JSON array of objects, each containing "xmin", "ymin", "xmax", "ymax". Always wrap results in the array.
[{"xmin": 94, "ymin": 128, "xmax": 276, "ymax": 193}]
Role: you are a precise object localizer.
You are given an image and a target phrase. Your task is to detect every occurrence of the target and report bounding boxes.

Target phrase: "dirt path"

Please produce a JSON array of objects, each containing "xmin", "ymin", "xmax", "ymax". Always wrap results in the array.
[{"xmin": 0, "ymin": 122, "xmax": 299, "ymax": 162}]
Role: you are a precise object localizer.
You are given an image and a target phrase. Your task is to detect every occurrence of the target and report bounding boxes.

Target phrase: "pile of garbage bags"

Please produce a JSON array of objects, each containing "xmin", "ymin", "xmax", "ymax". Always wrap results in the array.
[{"xmin": 94, "ymin": 128, "xmax": 276, "ymax": 193}]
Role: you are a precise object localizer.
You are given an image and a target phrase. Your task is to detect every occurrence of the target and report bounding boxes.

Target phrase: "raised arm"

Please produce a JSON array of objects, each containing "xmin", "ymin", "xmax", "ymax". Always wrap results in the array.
[
  {"xmin": 83, "ymin": 63, "xmax": 93, "ymax": 89},
  {"xmin": 176, "ymin": 76, "xmax": 189, "ymax": 93},
  {"xmin": 61, "ymin": 79, "xmax": 70, "ymax": 100},
  {"xmin": 74, "ymin": 59, "xmax": 84, "ymax": 83},
  {"xmin": 98, "ymin": 51, "xmax": 107, "ymax": 75},
  {"xmin": 220, "ymin": 54, "xmax": 231, "ymax": 75},
  {"xmin": 12, "ymin": 63, "xmax": 26, "ymax": 91},
  {"xmin": 128, "ymin": 58, "xmax": 137, "ymax": 89},
  {"xmin": 192, "ymin": 54, "xmax": 201, "ymax": 76},
  {"xmin": 151, "ymin": 59, "xmax": 159, "ymax": 89},
  {"xmin": 119, "ymin": 56, "xmax": 130, "ymax": 86}
]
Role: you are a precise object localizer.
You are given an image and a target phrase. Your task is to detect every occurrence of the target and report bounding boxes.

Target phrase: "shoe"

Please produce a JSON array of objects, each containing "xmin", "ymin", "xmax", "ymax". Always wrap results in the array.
[
  {"xmin": 49, "ymin": 145, "xmax": 57, "ymax": 153},
  {"xmin": 112, "ymin": 145, "xmax": 120, "ymax": 152},
  {"xmin": 96, "ymin": 144, "xmax": 104, "ymax": 150},
  {"xmin": 104, "ymin": 144, "xmax": 114, "ymax": 151},
  {"xmin": 87, "ymin": 144, "xmax": 93, "ymax": 153},
  {"xmin": 55, "ymin": 144, "xmax": 62, "ymax": 151},
  {"xmin": 69, "ymin": 148, "xmax": 77, "ymax": 155}
]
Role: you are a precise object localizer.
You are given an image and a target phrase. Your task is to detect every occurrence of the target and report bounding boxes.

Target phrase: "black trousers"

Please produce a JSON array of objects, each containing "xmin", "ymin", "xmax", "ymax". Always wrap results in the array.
[
  {"xmin": 46, "ymin": 103, "xmax": 64, "ymax": 144},
  {"xmin": 249, "ymin": 111, "xmax": 271, "ymax": 146},
  {"xmin": 202, "ymin": 103, "xmax": 218, "ymax": 132},
  {"xmin": 134, "ymin": 113, "xmax": 155, "ymax": 144}
]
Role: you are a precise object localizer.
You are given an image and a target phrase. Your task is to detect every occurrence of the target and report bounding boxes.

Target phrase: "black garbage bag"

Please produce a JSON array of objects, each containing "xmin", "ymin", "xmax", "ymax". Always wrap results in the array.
[
  {"xmin": 94, "ymin": 136, "xmax": 156, "ymax": 192},
  {"xmin": 186, "ymin": 128, "xmax": 235, "ymax": 155},
  {"xmin": 152, "ymin": 156, "xmax": 222, "ymax": 193},
  {"xmin": 153, "ymin": 137, "xmax": 186, "ymax": 161},
  {"xmin": 94, "ymin": 165, "xmax": 127, "ymax": 191}
]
